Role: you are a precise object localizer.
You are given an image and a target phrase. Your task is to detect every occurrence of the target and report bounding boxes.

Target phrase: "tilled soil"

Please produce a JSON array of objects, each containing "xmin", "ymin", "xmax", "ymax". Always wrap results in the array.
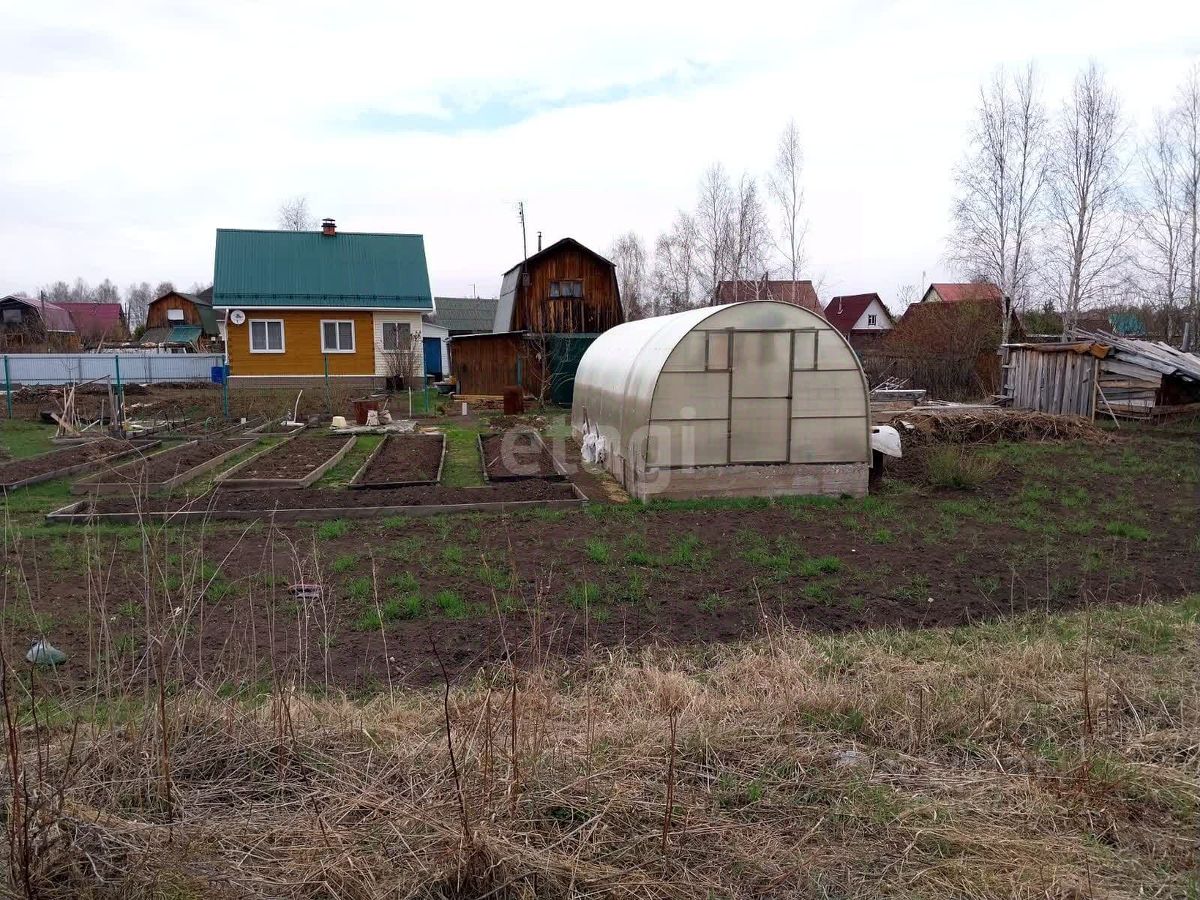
[
  {"xmin": 481, "ymin": 431, "xmax": 561, "ymax": 479},
  {"xmin": 225, "ymin": 437, "xmax": 349, "ymax": 481},
  {"xmin": 88, "ymin": 479, "xmax": 578, "ymax": 513},
  {"xmin": 0, "ymin": 438, "xmax": 143, "ymax": 487},
  {"xmin": 83, "ymin": 440, "xmax": 253, "ymax": 485},
  {"xmin": 354, "ymin": 434, "xmax": 443, "ymax": 485}
]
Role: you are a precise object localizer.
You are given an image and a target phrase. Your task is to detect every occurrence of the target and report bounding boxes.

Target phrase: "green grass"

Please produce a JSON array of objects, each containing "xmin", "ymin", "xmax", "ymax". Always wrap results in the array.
[
  {"xmin": 664, "ymin": 534, "xmax": 711, "ymax": 570},
  {"xmin": 331, "ymin": 553, "xmax": 359, "ymax": 574},
  {"xmin": 433, "ymin": 589, "xmax": 468, "ymax": 619},
  {"xmin": 347, "ymin": 576, "xmax": 372, "ymax": 601},
  {"xmin": 314, "ymin": 435, "xmax": 382, "ymax": 488},
  {"xmin": 925, "ymin": 447, "xmax": 1001, "ymax": 490},
  {"xmin": 1105, "ymin": 521, "xmax": 1151, "ymax": 541},
  {"xmin": 566, "ymin": 581, "xmax": 602, "ymax": 609},
  {"xmin": 0, "ymin": 421, "xmax": 57, "ymax": 458},
  {"xmin": 441, "ymin": 426, "xmax": 486, "ymax": 487},
  {"xmin": 316, "ymin": 519, "xmax": 350, "ymax": 540},
  {"xmin": 584, "ymin": 538, "xmax": 612, "ymax": 564}
]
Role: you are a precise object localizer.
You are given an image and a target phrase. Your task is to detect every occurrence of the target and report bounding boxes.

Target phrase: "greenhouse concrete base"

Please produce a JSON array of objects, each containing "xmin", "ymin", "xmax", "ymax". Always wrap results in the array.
[{"xmin": 629, "ymin": 461, "xmax": 868, "ymax": 501}]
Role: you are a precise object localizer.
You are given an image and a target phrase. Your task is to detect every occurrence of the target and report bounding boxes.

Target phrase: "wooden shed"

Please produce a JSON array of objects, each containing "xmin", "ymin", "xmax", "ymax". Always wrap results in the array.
[
  {"xmin": 143, "ymin": 289, "xmax": 221, "ymax": 348},
  {"xmin": 492, "ymin": 237, "xmax": 623, "ymax": 334}
]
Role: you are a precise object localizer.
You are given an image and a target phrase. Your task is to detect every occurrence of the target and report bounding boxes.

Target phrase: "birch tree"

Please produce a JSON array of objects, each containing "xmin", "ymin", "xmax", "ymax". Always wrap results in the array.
[
  {"xmin": 652, "ymin": 213, "xmax": 699, "ymax": 315},
  {"xmin": 277, "ymin": 195, "xmax": 315, "ymax": 231},
  {"xmin": 610, "ymin": 231, "xmax": 648, "ymax": 320},
  {"xmin": 694, "ymin": 164, "xmax": 734, "ymax": 303},
  {"xmin": 948, "ymin": 64, "xmax": 1047, "ymax": 346},
  {"xmin": 728, "ymin": 174, "xmax": 772, "ymax": 287},
  {"xmin": 1136, "ymin": 111, "xmax": 1186, "ymax": 339},
  {"xmin": 1046, "ymin": 63, "xmax": 1131, "ymax": 336},
  {"xmin": 124, "ymin": 282, "xmax": 153, "ymax": 330},
  {"xmin": 768, "ymin": 119, "xmax": 807, "ymax": 281},
  {"xmin": 1175, "ymin": 65, "xmax": 1200, "ymax": 344}
]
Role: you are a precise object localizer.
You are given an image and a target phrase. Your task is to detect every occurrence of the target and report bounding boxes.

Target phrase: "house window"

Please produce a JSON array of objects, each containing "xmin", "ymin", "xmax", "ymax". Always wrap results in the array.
[
  {"xmin": 321, "ymin": 320, "xmax": 356, "ymax": 353},
  {"xmin": 867, "ymin": 314, "xmax": 877, "ymax": 326},
  {"xmin": 2, "ymin": 309, "xmax": 21, "ymax": 324},
  {"xmin": 167, "ymin": 308, "xmax": 185, "ymax": 322},
  {"xmin": 549, "ymin": 280, "xmax": 583, "ymax": 299},
  {"xmin": 381, "ymin": 321, "xmax": 412, "ymax": 351},
  {"xmin": 249, "ymin": 319, "xmax": 285, "ymax": 353}
]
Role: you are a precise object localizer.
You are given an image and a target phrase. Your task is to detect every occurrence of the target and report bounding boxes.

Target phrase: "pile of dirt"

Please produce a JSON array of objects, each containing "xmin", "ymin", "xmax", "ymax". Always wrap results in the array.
[
  {"xmin": 893, "ymin": 409, "xmax": 1110, "ymax": 445},
  {"xmin": 0, "ymin": 438, "xmax": 143, "ymax": 488},
  {"xmin": 354, "ymin": 434, "xmax": 443, "ymax": 485}
]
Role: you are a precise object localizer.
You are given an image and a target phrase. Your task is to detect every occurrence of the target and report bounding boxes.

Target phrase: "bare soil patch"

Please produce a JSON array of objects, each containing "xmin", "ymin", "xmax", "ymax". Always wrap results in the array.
[
  {"xmin": 481, "ymin": 431, "xmax": 561, "ymax": 480},
  {"xmin": 81, "ymin": 440, "xmax": 253, "ymax": 486},
  {"xmin": 0, "ymin": 438, "xmax": 147, "ymax": 488},
  {"xmin": 354, "ymin": 434, "xmax": 443, "ymax": 486},
  {"xmin": 225, "ymin": 437, "xmax": 348, "ymax": 481},
  {"xmin": 86, "ymin": 479, "xmax": 579, "ymax": 514}
]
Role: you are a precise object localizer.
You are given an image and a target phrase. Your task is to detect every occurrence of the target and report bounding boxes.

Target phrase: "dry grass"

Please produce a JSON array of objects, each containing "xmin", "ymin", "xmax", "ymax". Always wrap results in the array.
[
  {"xmin": 2, "ymin": 592, "xmax": 1197, "ymax": 899},
  {"xmin": 896, "ymin": 410, "xmax": 1110, "ymax": 445}
]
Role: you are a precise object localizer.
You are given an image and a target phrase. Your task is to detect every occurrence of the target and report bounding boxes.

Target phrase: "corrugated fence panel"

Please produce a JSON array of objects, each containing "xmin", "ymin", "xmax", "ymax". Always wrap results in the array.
[{"xmin": 2, "ymin": 353, "xmax": 224, "ymax": 386}]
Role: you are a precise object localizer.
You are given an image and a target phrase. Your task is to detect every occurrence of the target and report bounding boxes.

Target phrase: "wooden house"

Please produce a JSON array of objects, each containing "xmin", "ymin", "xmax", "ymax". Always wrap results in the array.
[
  {"xmin": 0, "ymin": 294, "xmax": 78, "ymax": 349},
  {"xmin": 714, "ymin": 279, "xmax": 822, "ymax": 313},
  {"xmin": 823, "ymin": 293, "xmax": 895, "ymax": 351},
  {"xmin": 212, "ymin": 220, "xmax": 434, "ymax": 388},
  {"xmin": 142, "ymin": 288, "xmax": 221, "ymax": 349},
  {"xmin": 451, "ymin": 238, "xmax": 623, "ymax": 402}
]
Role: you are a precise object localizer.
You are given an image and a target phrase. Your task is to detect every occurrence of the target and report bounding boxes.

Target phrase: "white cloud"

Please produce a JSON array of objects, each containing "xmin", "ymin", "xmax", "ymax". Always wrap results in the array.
[{"xmin": 0, "ymin": 0, "xmax": 1195, "ymax": 307}]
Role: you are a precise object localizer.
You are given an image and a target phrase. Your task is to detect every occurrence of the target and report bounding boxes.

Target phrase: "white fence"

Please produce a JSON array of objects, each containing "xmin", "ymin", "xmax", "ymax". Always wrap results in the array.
[{"xmin": 2, "ymin": 353, "xmax": 225, "ymax": 386}]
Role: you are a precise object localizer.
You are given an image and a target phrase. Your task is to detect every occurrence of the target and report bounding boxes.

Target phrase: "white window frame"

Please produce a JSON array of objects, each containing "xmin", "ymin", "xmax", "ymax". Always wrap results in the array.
[
  {"xmin": 249, "ymin": 318, "xmax": 286, "ymax": 354},
  {"xmin": 867, "ymin": 314, "xmax": 877, "ymax": 326},
  {"xmin": 320, "ymin": 319, "xmax": 356, "ymax": 354},
  {"xmin": 166, "ymin": 308, "xmax": 186, "ymax": 322},
  {"xmin": 381, "ymin": 321, "xmax": 412, "ymax": 352}
]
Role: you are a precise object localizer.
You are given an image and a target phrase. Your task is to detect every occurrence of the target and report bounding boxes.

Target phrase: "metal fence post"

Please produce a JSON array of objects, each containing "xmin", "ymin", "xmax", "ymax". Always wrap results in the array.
[
  {"xmin": 113, "ymin": 354, "xmax": 124, "ymax": 428},
  {"xmin": 3, "ymin": 356, "xmax": 11, "ymax": 418},
  {"xmin": 221, "ymin": 367, "xmax": 230, "ymax": 421},
  {"xmin": 323, "ymin": 354, "xmax": 331, "ymax": 416}
]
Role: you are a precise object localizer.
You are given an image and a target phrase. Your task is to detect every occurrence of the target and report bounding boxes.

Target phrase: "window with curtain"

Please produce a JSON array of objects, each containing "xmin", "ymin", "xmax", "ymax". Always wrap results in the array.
[{"xmin": 249, "ymin": 319, "xmax": 284, "ymax": 352}]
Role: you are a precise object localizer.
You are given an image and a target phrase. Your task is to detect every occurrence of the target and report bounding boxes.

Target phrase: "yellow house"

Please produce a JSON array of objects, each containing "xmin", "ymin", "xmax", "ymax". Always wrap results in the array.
[{"xmin": 213, "ymin": 220, "xmax": 433, "ymax": 388}]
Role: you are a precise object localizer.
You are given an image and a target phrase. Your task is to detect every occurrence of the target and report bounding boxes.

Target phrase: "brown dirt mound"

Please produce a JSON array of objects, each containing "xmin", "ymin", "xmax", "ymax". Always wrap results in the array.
[
  {"xmin": 355, "ymin": 434, "xmax": 442, "ymax": 485},
  {"xmin": 85, "ymin": 440, "xmax": 251, "ymax": 485},
  {"xmin": 228, "ymin": 437, "xmax": 348, "ymax": 481},
  {"xmin": 0, "ymin": 438, "xmax": 141, "ymax": 488},
  {"xmin": 481, "ymin": 431, "xmax": 561, "ymax": 480}
]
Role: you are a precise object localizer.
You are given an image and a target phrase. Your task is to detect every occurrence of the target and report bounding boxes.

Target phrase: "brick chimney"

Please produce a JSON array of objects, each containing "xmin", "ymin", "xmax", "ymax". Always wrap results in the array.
[{"xmin": 321, "ymin": 217, "xmax": 336, "ymax": 237}]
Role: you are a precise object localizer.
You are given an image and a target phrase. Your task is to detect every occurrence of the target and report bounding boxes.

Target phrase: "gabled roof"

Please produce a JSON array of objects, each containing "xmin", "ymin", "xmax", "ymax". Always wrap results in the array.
[
  {"xmin": 212, "ymin": 228, "xmax": 433, "ymax": 310},
  {"xmin": 58, "ymin": 302, "xmax": 124, "ymax": 336},
  {"xmin": 824, "ymin": 293, "xmax": 893, "ymax": 334},
  {"xmin": 430, "ymin": 296, "xmax": 499, "ymax": 333},
  {"xmin": 924, "ymin": 282, "xmax": 1003, "ymax": 303},
  {"xmin": 501, "ymin": 237, "xmax": 615, "ymax": 277},
  {"xmin": 152, "ymin": 290, "xmax": 220, "ymax": 335},
  {"xmin": 0, "ymin": 295, "xmax": 77, "ymax": 332},
  {"xmin": 715, "ymin": 280, "xmax": 821, "ymax": 313}
]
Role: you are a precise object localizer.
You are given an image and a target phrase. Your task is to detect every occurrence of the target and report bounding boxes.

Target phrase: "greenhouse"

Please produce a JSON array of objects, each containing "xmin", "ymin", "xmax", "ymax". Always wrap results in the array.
[{"xmin": 572, "ymin": 301, "xmax": 871, "ymax": 500}]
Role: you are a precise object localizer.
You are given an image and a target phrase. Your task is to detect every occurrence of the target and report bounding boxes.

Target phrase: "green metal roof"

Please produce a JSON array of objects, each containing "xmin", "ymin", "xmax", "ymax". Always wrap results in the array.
[
  {"xmin": 168, "ymin": 325, "xmax": 204, "ymax": 343},
  {"xmin": 212, "ymin": 228, "xmax": 433, "ymax": 310}
]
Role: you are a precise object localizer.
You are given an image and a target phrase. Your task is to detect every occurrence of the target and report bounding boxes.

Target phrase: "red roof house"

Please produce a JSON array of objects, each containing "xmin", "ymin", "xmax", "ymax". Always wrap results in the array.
[
  {"xmin": 715, "ymin": 279, "xmax": 821, "ymax": 313},
  {"xmin": 57, "ymin": 302, "xmax": 128, "ymax": 343},
  {"xmin": 823, "ymin": 293, "xmax": 895, "ymax": 340},
  {"xmin": 921, "ymin": 282, "xmax": 1004, "ymax": 304}
]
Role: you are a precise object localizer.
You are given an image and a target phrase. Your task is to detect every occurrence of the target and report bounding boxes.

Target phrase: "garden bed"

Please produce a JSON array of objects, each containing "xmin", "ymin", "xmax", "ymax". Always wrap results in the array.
[
  {"xmin": 48, "ymin": 480, "xmax": 586, "ymax": 523},
  {"xmin": 246, "ymin": 421, "xmax": 307, "ymax": 437},
  {"xmin": 0, "ymin": 438, "xmax": 160, "ymax": 491},
  {"xmin": 72, "ymin": 439, "xmax": 257, "ymax": 495},
  {"xmin": 216, "ymin": 436, "xmax": 356, "ymax": 489},
  {"xmin": 349, "ymin": 433, "xmax": 445, "ymax": 488},
  {"xmin": 479, "ymin": 430, "xmax": 565, "ymax": 481}
]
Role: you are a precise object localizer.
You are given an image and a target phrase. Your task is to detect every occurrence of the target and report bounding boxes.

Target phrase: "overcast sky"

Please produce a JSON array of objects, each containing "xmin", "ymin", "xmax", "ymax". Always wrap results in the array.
[{"xmin": 1, "ymin": 1, "xmax": 1196, "ymax": 309}]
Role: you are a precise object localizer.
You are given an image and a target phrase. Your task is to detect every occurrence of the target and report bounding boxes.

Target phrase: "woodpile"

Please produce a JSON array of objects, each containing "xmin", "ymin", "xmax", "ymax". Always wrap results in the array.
[{"xmin": 892, "ymin": 409, "xmax": 1110, "ymax": 445}]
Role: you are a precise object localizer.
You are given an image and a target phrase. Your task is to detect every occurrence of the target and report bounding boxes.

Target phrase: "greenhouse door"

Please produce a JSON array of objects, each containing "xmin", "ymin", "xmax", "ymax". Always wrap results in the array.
[{"xmin": 728, "ymin": 330, "xmax": 792, "ymax": 463}]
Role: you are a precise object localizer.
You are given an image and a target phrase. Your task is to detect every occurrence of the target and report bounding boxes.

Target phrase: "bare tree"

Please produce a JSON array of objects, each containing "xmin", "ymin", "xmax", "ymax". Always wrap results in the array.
[
  {"xmin": 154, "ymin": 281, "xmax": 176, "ymax": 299},
  {"xmin": 768, "ymin": 119, "xmax": 807, "ymax": 281},
  {"xmin": 94, "ymin": 279, "xmax": 120, "ymax": 304},
  {"xmin": 694, "ymin": 164, "xmax": 734, "ymax": 303},
  {"xmin": 728, "ymin": 174, "xmax": 772, "ymax": 286},
  {"xmin": 651, "ymin": 213, "xmax": 699, "ymax": 314},
  {"xmin": 1175, "ymin": 64, "xmax": 1200, "ymax": 344},
  {"xmin": 124, "ymin": 282, "xmax": 153, "ymax": 331},
  {"xmin": 278, "ymin": 196, "xmax": 315, "ymax": 232},
  {"xmin": 948, "ymin": 64, "xmax": 1048, "ymax": 347},
  {"xmin": 610, "ymin": 231, "xmax": 648, "ymax": 320},
  {"xmin": 1135, "ymin": 111, "xmax": 1186, "ymax": 339},
  {"xmin": 68, "ymin": 278, "xmax": 94, "ymax": 303},
  {"xmin": 1046, "ymin": 62, "xmax": 1131, "ymax": 336},
  {"xmin": 42, "ymin": 280, "xmax": 70, "ymax": 303}
]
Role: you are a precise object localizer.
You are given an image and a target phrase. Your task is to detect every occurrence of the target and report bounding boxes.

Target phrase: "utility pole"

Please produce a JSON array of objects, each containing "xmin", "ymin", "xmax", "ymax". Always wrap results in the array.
[{"xmin": 517, "ymin": 202, "xmax": 528, "ymax": 262}]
